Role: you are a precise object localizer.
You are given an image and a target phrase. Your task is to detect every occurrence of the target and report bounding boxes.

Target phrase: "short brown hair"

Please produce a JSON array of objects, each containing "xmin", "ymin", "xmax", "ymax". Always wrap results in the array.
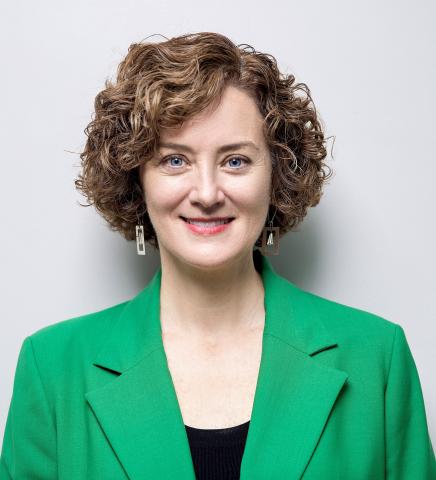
[{"xmin": 74, "ymin": 32, "xmax": 332, "ymax": 251}]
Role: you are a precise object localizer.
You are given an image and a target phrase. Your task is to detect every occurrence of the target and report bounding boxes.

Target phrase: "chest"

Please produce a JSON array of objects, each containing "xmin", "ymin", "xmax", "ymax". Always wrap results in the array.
[{"xmin": 161, "ymin": 326, "xmax": 264, "ymax": 429}]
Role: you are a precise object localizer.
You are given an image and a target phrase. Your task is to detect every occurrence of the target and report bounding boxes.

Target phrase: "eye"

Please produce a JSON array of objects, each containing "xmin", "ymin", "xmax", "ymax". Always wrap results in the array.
[
  {"xmin": 159, "ymin": 154, "xmax": 251, "ymax": 170},
  {"xmin": 226, "ymin": 156, "xmax": 250, "ymax": 169},
  {"xmin": 160, "ymin": 155, "xmax": 186, "ymax": 168}
]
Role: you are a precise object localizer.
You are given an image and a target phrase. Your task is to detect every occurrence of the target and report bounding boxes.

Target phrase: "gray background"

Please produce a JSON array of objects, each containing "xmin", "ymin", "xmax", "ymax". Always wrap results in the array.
[{"xmin": 1, "ymin": 0, "xmax": 434, "ymax": 445}]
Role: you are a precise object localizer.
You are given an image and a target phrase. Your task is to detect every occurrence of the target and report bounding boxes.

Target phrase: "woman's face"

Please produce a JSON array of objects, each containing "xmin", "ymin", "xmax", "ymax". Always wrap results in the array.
[{"xmin": 139, "ymin": 85, "xmax": 272, "ymax": 270}]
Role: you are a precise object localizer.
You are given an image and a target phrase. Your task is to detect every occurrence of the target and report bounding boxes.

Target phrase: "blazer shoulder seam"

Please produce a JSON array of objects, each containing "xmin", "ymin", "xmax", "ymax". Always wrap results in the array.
[
  {"xmin": 384, "ymin": 323, "xmax": 400, "ymax": 393},
  {"xmin": 26, "ymin": 335, "xmax": 57, "ymax": 432}
]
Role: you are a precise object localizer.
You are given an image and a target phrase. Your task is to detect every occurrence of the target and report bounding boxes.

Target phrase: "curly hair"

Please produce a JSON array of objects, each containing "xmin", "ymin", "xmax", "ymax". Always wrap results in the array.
[{"xmin": 74, "ymin": 31, "xmax": 333, "ymax": 251}]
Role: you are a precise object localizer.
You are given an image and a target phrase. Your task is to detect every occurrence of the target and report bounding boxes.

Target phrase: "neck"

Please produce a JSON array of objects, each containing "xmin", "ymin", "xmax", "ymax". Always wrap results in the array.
[{"xmin": 158, "ymin": 250, "xmax": 265, "ymax": 342}]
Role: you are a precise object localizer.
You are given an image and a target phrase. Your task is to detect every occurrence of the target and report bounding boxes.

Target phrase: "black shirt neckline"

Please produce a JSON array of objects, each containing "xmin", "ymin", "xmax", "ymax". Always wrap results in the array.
[{"xmin": 184, "ymin": 420, "xmax": 250, "ymax": 447}]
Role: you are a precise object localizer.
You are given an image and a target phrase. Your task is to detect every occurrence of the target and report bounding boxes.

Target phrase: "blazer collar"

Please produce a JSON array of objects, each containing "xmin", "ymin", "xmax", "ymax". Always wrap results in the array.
[{"xmin": 86, "ymin": 250, "xmax": 349, "ymax": 479}]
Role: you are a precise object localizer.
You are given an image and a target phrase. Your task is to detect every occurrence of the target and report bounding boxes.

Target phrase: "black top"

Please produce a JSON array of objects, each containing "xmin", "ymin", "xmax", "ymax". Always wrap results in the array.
[{"xmin": 184, "ymin": 420, "xmax": 250, "ymax": 480}]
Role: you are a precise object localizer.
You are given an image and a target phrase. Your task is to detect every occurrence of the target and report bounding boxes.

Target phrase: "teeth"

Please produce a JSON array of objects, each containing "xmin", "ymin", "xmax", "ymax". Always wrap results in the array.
[{"xmin": 187, "ymin": 219, "xmax": 231, "ymax": 226}]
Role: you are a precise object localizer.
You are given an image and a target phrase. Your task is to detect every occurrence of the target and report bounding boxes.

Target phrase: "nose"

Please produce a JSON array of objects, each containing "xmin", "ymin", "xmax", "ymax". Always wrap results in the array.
[{"xmin": 188, "ymin": 162, "xmax": 225, "ymax": 208}]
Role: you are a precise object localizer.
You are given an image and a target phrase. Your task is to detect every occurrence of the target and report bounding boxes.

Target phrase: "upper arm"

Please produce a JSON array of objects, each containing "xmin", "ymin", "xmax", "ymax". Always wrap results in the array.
[
  {"xmin": 0, "ymin": 336, "xmax": 57, "ymax": 479},
  {"xmin": 384, "ymin": 324, "xmax": 436, "ymax": 479}
]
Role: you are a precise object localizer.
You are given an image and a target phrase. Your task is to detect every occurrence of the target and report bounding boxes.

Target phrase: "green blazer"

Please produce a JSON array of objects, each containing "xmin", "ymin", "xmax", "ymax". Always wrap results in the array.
[{"xmin": 1, "ymin": 251, "xmax": 435, "ymax": 479}]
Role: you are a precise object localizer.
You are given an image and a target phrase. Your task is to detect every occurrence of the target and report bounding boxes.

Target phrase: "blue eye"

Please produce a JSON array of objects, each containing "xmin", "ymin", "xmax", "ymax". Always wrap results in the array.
[
  {"xmin": 227, "ymin": 157, "xmax": 249, "ymax": 168},
  {"xmin": 166, "ymin": 155, "xmax": 184, "ymax": 167},
  {"xmin": 160, "ymin": 155, "xmax": 250, "ymax": 169}
]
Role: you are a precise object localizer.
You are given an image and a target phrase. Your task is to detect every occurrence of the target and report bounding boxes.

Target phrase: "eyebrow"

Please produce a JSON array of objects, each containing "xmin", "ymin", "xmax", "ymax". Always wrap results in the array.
[{"xmin": 158, "ymin": 141, "xmax": 260, "ymax": 154}]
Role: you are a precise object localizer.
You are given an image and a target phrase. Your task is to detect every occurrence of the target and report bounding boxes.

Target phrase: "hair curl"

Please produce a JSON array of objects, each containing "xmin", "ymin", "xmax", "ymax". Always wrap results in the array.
[{"xmin": 74, "ymin": 31, "xmax": 333, "ymax": 251}]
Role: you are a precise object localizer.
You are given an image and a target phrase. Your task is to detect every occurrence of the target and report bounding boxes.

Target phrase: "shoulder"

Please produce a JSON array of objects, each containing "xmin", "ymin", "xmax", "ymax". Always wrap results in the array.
[
  {"xmin": 307, "ymin": 288, "xmax": 398, "ymax": 332},
  {"xmin": 299, "ymin": 286, "xmax": 402, "ymax": 357},
  {"xmin": 291, "ymin": 286, "xmax": 417, "ymax": 389},
  {"xmin": 25, "ymin": 299, "xmax": 129, "ymax": 366}
]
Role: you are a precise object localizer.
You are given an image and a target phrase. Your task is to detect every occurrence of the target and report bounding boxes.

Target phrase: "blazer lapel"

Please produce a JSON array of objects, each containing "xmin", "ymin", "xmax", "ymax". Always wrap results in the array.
[
  {"xmin": 85, "ymin": 250, "xmax": 348, "ymax": 479},
  {"xmin": 85, "ymin": 269, "xmax": 196, "ymax": 478},
  {"xmin": 240, "ymin": 252, "xmax": 349, "ymax": 478}
]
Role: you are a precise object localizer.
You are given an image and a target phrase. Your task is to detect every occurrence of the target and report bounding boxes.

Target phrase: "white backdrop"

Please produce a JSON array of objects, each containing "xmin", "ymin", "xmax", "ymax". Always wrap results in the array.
[{"xmin": 1, "ymin": 0, "xmax": 434, "ymax": 446}]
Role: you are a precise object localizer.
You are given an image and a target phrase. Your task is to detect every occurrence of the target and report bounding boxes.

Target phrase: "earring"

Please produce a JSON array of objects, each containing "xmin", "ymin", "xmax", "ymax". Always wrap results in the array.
[
  {"xmin": 260, "ymin": 206, "xmax": 280, "ymax": 256},
  {"xmin": 136, "ymin": 216, "xmax": 146, "ymax": 256}
]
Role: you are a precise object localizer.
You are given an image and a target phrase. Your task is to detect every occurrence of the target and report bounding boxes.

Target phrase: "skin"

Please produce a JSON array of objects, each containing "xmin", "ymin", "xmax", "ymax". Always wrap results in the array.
[{"xmin": 138, "ymin": 85, "xmax": 272, "ymax": 349}]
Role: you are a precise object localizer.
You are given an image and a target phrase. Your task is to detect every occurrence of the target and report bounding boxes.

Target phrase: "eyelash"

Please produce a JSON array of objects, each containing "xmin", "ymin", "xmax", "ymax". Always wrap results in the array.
[{"xmin": 159, "ymin": 154, "xmax": 251, "ymax": 170}]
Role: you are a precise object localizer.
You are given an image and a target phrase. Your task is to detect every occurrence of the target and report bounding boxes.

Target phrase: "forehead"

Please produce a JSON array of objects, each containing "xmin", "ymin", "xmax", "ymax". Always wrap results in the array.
[{"xmin": 158, "ymin": 86, "xmax": 265, "ymax": 149}]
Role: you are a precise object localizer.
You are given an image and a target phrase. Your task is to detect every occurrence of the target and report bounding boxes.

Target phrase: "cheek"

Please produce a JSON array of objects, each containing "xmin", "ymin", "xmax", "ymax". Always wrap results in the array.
[
  {"xmin": 233, "ymin": 175, "xmax": 270, "ymax": 210},
  {"xmin": 245, "ymin": 176, "xmax": 271, "ymax": 225},
  {"xmin": 146, "ymin": 185, "xmax": 168, "ymax": 207},
  {"xmin": 142, "ymin": 172, "xmax": 182, "ymax": 214}
]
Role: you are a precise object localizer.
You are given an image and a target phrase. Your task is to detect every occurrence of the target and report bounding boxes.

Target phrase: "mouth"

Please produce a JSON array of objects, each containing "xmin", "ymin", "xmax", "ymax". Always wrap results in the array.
[
  {"xmin": 180, "ymin": 216, "xmax": 235, "ymax": 226},
  {"xmin": 179, "ymin": 216, "xmax": 235, "ymax": 235}
]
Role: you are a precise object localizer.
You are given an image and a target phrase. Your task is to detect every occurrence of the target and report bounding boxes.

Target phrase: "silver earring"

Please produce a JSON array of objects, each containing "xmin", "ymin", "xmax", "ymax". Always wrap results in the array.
[
  {"xmin": 260, "ymin": 206, "xmax": 279, "ymax": 256},
  {"xmin": 136, "ymin": 217, "xmax": 146, "ymax": 256}
]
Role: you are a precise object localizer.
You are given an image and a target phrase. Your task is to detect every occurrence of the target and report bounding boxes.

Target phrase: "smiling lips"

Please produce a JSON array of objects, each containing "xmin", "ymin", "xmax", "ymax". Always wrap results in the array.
[
  {"xmin": 183, "ymin": 217, "xmax": 233, "ymax": 224},
  {"xmin": 180, "ymin": 216, "xmax": 235, "ymax": 234}
]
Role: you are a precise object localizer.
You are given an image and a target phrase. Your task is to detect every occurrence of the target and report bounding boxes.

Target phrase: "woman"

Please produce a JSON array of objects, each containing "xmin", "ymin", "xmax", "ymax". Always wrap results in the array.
[{"xmin": 1, "ymin": 32, "xmax": 434, "ymax": 480}]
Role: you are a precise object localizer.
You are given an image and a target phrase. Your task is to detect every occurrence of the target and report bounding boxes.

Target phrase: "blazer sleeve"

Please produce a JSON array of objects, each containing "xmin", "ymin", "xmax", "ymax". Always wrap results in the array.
[
  {"xmin": 0, "ymin": 336, "xmax": 57, "ymax": 479},
  {"xmin": 384, "ymin": 324, "xmax": 436, "ymax": 479}
]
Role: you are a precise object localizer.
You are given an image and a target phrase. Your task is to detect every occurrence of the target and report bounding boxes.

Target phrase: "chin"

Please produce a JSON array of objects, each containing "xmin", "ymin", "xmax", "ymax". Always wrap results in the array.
[
  {"xmin": 175, "ymin": 248, "xmax": 238, "ymax": 269},
  {"xmin": 188, "ymin": 247, "xmax": 255, "ymax": 269}
]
